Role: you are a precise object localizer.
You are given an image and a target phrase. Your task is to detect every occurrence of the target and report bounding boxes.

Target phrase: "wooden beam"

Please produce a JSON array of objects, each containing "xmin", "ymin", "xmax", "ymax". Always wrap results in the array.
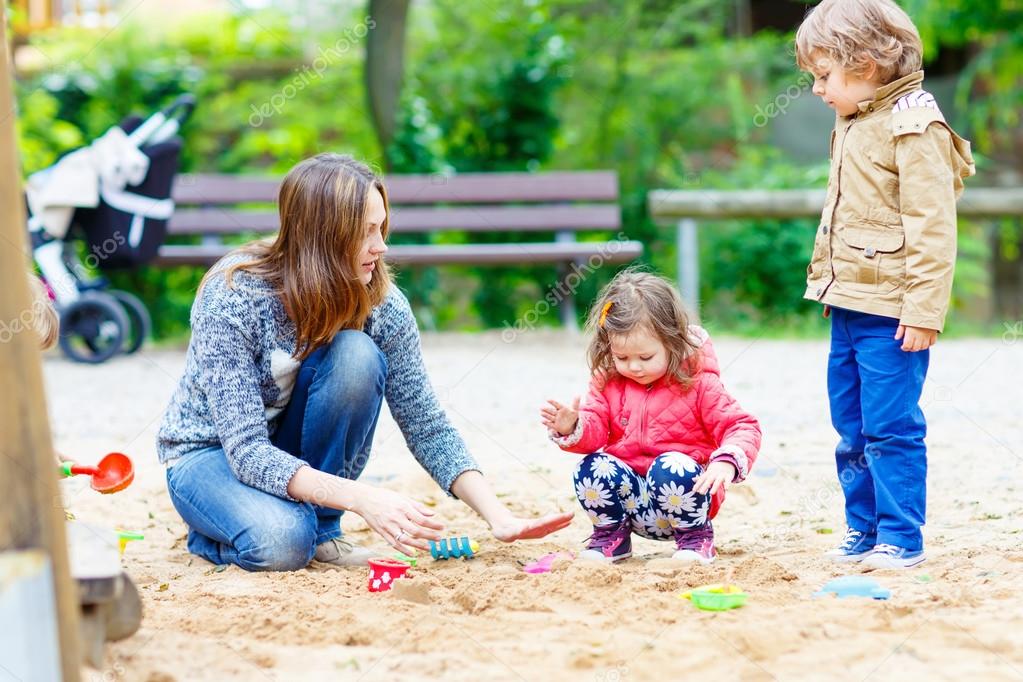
[
  {"xmin": 0, "ymin": 5, "xmax": 81, "ymax": 679},
  {"xmin": 648, "ymin": 187, "xmax": 1023, "ymax": 220}
]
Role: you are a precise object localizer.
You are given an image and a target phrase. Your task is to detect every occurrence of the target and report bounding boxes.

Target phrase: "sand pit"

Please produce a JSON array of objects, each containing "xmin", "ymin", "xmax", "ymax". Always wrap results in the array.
[{"xmin": 48, "ymin": 330, "xmax": 1023, "ymax": 681}]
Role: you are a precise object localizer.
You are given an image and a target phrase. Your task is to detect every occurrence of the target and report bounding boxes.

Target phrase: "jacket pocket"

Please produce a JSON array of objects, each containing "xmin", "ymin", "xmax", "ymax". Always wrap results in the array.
[{"xmin": 833, "ymin": 224, "xmax": 905, "ymax": 293}]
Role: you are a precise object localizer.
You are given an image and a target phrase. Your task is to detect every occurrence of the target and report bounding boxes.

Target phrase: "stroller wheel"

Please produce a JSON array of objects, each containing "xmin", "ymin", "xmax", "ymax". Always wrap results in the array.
[
  {"xmin": 109, "ymin": 290, "xmax": 151, "ymax": 354},
  {"xmin": 58, "ymin": 292, "xmax": 129, "ymax": 364}
]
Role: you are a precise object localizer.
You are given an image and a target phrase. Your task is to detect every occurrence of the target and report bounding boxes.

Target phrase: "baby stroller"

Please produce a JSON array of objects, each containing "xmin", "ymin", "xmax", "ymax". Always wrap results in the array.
[{"xmin": 27, "ymin": 94, "xmax": 195, "ymax": 363}]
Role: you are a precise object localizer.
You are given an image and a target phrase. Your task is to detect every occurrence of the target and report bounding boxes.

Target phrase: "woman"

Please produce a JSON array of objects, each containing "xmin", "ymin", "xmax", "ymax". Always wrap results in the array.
[{"xmin": 157, "ymin": 153, "xmax": 572, "ymax": 570}]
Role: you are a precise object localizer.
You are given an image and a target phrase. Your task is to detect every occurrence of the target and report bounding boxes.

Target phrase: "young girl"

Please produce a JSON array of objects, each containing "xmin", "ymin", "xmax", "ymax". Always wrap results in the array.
[{"xmin": 542, "ymin": 270, "xmax": 761, "ymax": 563}]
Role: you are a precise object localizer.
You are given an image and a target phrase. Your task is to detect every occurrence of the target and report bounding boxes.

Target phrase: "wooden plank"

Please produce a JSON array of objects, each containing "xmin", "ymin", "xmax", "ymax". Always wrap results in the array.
[
  {"xmin": 172, "ymin": 170, "xmax": 620, "ymax": 205},
  {"xmin": 648, "ymin": 187, "xmax": 1023, "ymax": 220},
  {"xmin": 154, "ymin": 240, "xmax": 644, "ymax": 267},
  {"xmin": 171, "ymin": 175, "xmax": 280, "ymax": 204},
  {"xmin": 0, "ymin": 6, "xmax": 81, "ymax": 678},
  {"xmin": 384, "ymin": 171, "xmax": 620, "ymax": 204},
  {"xmin": 167, "ymin": 204, "xmax": 621, "ymax": 235}
]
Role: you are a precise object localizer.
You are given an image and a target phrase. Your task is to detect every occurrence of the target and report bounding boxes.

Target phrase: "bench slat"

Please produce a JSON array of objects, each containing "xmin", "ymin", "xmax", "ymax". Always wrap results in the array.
[
  {"xmin": 153, "ymin": 241, "xmax": 644, "ymax": 267},
  {"xmin": 171, "ymin": 171, "xmax": 619, "ymax": 205},
  {"xmin": 167, "ymin": 204, "xmax": 621, "ymax": 235}
]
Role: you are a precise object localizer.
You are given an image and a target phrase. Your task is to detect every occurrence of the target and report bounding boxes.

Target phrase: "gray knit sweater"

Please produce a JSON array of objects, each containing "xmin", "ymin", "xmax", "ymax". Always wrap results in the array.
[{"xmin": 156, "ymin": 257, "xmax": 479, "ymax": 500}]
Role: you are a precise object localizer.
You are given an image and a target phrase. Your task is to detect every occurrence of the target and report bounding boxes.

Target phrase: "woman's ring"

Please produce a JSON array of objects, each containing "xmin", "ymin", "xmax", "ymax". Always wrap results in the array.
[{"xmin": 395, "ymin": 530, "xmax": 407, "ymax": 543}]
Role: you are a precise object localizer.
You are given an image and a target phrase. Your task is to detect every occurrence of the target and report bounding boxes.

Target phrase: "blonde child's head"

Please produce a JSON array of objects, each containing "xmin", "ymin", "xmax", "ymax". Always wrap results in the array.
[
  {"xmin": 795, "ymin": 0, "xmax": 923, "ymax": 85},
  {"xmin": 28, "ymin": 273, "xmax": 59, "ymax": 350},
  {"xmin": 586, "ymin": 268, "xmax": 701, "ymax": 389}
]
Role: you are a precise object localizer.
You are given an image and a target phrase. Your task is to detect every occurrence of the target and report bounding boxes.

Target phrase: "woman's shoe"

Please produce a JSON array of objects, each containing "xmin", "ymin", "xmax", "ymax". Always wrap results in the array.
[{"xmin": 314, "ymin": 537, "xmax": 375, "ymax": 567}]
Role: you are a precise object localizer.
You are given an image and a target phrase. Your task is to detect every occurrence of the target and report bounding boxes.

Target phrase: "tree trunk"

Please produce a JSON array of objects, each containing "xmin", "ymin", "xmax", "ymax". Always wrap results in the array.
[{"xmin": 365, "ymin": 0, "xmax": 411, "ymax": 170}]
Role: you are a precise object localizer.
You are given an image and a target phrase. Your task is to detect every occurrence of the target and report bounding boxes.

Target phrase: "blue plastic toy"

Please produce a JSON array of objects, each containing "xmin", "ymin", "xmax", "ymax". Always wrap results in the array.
[
  {"xmin": 429, "ymin": 536, "xmax": 479, "ymax": 560},
  {"xmin": 813, "ymin": 576, "xmax": 891, "ymax": 600}
]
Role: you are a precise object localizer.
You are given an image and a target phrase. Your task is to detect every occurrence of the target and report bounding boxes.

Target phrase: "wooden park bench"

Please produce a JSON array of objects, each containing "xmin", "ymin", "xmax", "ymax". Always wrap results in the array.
[{"xmin": 157, "ymin": 170, "xmax": 643, "ymax": 325}]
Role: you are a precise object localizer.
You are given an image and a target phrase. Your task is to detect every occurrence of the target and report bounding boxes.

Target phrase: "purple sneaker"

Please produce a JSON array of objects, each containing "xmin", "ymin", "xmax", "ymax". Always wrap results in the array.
[
  {"xmin": 579, "ymin": 518, "xmax": 633, "ymax": 562},
  {"xmin": 672, "ymin": 522, "xmax": 716, "ymax": 564}
]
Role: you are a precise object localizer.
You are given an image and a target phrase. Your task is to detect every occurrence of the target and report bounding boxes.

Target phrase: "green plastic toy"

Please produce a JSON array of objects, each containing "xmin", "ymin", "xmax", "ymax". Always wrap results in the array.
[{"xmin": 679, "ymin": 584, "xmax": 748, "ymax": 611}]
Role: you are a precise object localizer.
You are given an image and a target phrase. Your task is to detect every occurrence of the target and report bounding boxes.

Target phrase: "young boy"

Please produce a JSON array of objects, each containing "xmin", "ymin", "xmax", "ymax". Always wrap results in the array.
[{"xmin": 796, "ymin": 0, "xmax": 975, "ymax": 568}]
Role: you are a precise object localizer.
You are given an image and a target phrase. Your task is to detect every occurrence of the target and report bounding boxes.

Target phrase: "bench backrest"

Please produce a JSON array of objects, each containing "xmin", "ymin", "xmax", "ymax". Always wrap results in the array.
[{"xmin": 168, "ymin": 170, "xmax": 621, "ymax": 237}]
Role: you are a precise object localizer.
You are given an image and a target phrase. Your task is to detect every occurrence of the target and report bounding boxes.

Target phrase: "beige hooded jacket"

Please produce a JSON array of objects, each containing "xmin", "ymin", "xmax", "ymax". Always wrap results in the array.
[{"xmin": 805, "ymin": 71, "xmax": 975, "ymax": 331}]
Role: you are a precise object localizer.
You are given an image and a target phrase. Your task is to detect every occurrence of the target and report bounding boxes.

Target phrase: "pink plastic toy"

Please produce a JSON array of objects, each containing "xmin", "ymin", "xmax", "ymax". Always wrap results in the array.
[
  {"xmin": 367, "ymin": 558, "xmax": 411, "ymax": 592},
  {"xmin": 523, "ymin": 551, "xmax": 575, "ymax": 574}
]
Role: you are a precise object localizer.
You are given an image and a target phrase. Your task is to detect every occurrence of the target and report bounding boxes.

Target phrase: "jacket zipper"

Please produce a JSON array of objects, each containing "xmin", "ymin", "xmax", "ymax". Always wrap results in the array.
[
  {"xmin": 638, "ymin": 382, "xmax": 654, "ymax": 454},
  {"xmin": 822, "ymin": 117, "xmax": 857, "ymax": 300}
]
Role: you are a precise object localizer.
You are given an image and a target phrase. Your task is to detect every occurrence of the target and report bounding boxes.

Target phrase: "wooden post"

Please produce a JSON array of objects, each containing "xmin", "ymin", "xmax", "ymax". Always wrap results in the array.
[{"xmin": 0, "ymin": 5, "xmax": 82, "ymax": 679}]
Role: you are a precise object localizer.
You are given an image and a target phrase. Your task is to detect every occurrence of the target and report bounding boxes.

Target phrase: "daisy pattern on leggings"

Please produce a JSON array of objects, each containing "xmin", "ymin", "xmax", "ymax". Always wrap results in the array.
[
  {"xmin": 641, "ymin": 509, "xmax": 675, "ymax": 537},
  {"xmin": 575, "ymin": 477, "xmax": 613, "ymax": 508},
  {"xmin": 586, "ymin": 509, "xmax": 614, "ymax": 526},
  {"xmin": 691, "ymin": 498, "xmax": 710, "ymax": 527},
  {"xmin": 623, "ymin": 495, "xmax": 640, "ymax": 514},
  {"xmin": 590, "ymin": 455, "xmax": 618, "ymax": 480},
  {"xmin": 637, "ymin": 480, "xmax": 652, "ymax": 507},
  {"xmin": 658, "ymin": 481, "xmax": 698, "ymax": 515},
  {"xmin": 660, "ymin": 451, "xmax": 700, "ymax": 476}
]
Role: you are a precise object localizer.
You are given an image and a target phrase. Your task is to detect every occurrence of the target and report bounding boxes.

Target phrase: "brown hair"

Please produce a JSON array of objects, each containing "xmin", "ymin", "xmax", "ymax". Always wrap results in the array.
[
  {"xmin": 203, "ymin": 153, "xmax": 392, "ymax": 360},
  {"xmin": 586, "ymin": 268, "xmax": 702, "ymax": 389},
  {"xmin": 29, "ymin": 273, "xmax": 59, "ymax": 350},
  {"xmin": 795, "ymin": 0, "xmax": 923, "ymax": 84}
]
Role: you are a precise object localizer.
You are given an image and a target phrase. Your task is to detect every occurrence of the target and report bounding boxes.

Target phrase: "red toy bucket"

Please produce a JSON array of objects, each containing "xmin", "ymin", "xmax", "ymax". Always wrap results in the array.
[{"xmin": 367, "ymin": 558, "xmax": 411, "ymax": 592}]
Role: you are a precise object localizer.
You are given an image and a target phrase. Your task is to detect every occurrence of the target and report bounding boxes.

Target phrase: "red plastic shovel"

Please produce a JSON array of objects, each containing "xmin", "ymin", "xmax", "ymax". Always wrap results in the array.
[{"xmin": 59, "ymin": 452, "xmax": 134, "ymax": 493}]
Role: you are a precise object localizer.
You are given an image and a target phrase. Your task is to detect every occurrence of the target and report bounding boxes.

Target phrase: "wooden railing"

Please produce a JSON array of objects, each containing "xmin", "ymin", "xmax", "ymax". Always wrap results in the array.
[{"xmin": 648, "ymin": 187, "xmax": 1023, "ymax": 311}]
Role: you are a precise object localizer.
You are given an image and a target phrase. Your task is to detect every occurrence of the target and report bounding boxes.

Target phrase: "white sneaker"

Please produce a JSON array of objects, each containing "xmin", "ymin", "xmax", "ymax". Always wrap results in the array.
[
  {"xmin": 671, "ymin": 549, "xmax": 715, "ymax": 564},
  {"xmin": 861, "ymin": 543, "xmax": 926, "ymax": 569}
]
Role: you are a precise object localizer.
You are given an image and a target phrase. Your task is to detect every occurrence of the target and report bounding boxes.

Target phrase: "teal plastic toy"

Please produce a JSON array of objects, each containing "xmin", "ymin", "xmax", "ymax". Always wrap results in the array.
[
  {"xmin": 813, "ymin": 576, "xmax": 891, "ymax": 600},
  {"xmin": 429, "ymin": 536, "xmax": 479, "ymax": 560}
]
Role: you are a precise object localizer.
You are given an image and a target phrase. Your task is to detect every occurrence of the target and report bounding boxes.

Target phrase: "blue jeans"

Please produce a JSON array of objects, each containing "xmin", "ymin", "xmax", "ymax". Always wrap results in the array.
[
  {"xmin": 573, "ymin": 452, "xmax": 711, "ymax": 539},
  {"xmin": 828, "ymin": 307, "xmax": 929, "ymax": 550},
  {"xmin": 166, "ymin": 330, "xmax": 386, "ymax": 570}
]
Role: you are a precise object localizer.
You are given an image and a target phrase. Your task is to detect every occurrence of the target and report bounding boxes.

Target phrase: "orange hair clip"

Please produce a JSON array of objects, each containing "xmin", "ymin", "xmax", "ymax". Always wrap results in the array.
[{"xmin": 598, "ymin": 300, "xmax": 613, "ymax": 327}]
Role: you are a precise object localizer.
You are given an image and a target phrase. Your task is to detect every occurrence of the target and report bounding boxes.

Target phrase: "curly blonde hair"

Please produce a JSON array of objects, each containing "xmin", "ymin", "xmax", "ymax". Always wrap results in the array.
[
  {"xmin": 586, "ymin": 268, "xmax": 702, "ymax": 389},
  {"xmin": 28, "ymin": 273, "xmax": 59, "ymax": 350},
  {"xmin": 795, "ymin": 0, "xmax": 923, "ymax": 84}
]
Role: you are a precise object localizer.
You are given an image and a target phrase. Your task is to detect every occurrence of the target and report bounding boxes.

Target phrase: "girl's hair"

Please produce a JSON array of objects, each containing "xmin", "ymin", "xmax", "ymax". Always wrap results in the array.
[
  {"xmin": 586, "ymin": 268, "xmax": 702, "ymax": 389},
  {"xmin": 203, "ymin": 153, "xmax": 392, "ymax": 360},
  {"xmin": 795, "ymin": 0, "xmax": 923, "ymax": 84},
  {"xmin": 28, "ymin": 273, "xmax": 59, "ymax": 350}
]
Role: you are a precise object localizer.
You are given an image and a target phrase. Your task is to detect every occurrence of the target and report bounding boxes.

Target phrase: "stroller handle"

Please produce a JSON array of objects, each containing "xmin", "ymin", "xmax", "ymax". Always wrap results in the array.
[
  {"xmin": 129, "ymin": 94, "xmax": 196, "ymax": 147},
  {"xmin": 162, "ymin": 94, "xmax": 196, "ymax": 125}
]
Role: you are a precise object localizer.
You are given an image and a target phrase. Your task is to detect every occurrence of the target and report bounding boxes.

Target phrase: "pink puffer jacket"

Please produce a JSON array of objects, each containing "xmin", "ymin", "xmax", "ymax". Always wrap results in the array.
[{"xmin": 551, "ymin": 327, "xmax": 761, "ymax": 518}]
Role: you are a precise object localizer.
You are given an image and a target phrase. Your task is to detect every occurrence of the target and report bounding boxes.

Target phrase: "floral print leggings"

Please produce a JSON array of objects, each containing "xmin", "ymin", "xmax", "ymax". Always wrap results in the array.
[{"xmin": 573, "ymin": 452, "xmax": 711, "ymax": 539}]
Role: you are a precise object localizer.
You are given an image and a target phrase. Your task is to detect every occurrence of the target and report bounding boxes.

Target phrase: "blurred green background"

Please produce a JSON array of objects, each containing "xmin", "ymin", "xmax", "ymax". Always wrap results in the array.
[{"xmin": 9, "ymin": 0, "xmax": 1022, "ymax": 341}]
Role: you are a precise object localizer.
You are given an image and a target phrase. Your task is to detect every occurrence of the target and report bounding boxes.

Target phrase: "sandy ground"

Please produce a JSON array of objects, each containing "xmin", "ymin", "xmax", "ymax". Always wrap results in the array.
[{"xmin": 47, "ymin": 329, "xmax": 1023, "ymax": 682}]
